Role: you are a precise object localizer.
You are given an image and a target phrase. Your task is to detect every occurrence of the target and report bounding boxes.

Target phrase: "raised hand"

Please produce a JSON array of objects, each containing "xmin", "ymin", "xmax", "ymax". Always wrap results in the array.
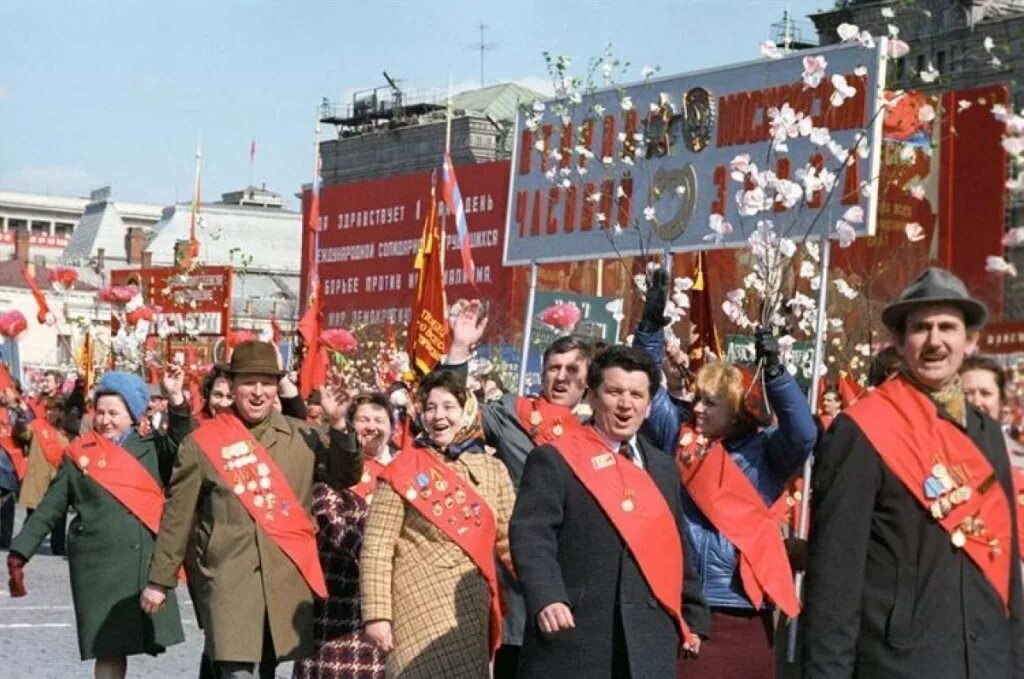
[
  {"xmin": 639, "ymin": 268, "xmax": 671, "ymax": 332},
  {"xmin": 448, "ymin": 299, "xmax": 488, "ymax": 364},
  {"xmin": 161, "ymin": 362, "xmax": 186, "ymax": 407},
  {"xmin": 320, "ymin": 368, "xmax": 353, "ymax": 430}
]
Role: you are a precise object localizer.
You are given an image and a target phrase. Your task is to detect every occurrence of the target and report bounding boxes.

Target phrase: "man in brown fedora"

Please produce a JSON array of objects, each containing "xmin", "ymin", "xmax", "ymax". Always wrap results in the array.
[
  {"xmin": 802, "ymin": 268, "xmax": 1024, "ymax": 677},
  {"xmin": 140, "ymin": 340, "xmax": 362, "ymax": 679}
]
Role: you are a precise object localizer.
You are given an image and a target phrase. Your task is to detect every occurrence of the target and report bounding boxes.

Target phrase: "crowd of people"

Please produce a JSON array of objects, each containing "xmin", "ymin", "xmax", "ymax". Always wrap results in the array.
[{"xmin": 1, "ymin": 264, "xmax": 1024, "ymax": 679}]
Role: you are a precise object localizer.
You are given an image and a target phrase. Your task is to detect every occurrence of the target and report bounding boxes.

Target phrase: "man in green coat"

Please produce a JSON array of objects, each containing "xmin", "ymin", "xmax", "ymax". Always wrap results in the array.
[
  {"xmin": 7, "ymin": 368, "xmax": 191, "ymax": 679},
  {"xmin": 142, "ymin": 341, "xmax": 362, "ymax": 679}
]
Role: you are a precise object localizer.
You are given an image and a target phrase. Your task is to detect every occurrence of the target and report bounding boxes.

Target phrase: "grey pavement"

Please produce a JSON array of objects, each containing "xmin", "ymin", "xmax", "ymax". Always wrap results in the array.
[{"xmin": 1, "ymin": 506, "xmax": 294, "ymax": 678}]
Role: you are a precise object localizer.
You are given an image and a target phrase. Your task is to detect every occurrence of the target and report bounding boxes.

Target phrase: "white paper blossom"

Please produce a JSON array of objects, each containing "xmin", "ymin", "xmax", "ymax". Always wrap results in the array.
[
  {"xmin": 837, "ymin": 23, "xmax": 860, "ymax": 42},
  {"xmin": 705, "ymin": 213, "xmax": 734, "ymax": 244},
  {"xmin": 801, "ymin": 55, "xmax": 828, "ymax": 89},
  {"xmin": 905, "ymin": 222, "xmax": 926, "ymax": 242},
  {"xmin": 986, "ymin": 255, "xmax": 1018, "ymax": 277},
  {"xmin": 833, "ymin": 278, "xmax": 859, "ymax": 299},
  {"xmin": 1002, "ymin": 227, "xmax": 1024, "ymax": 246},
  {"xmin": 835, "ymin": 219, "xmax": 857, "ymax": 247},
  {"xmin": 919, "ymin": 63, "xmax": 940, "ymax": 83},
  {"xmin": 881, "ymin": 7, "xmax": 895, "ymax": 18},
  {"xmin": 761, "ymin": 40, "xmax": 783, "ymax": 60}
]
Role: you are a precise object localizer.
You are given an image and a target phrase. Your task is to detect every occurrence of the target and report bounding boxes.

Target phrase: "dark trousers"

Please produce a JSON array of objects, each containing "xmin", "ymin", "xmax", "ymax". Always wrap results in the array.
[
  {"xmin": 0, "ymin": 491, "xmax": 14, "ymax": 549},
  {"xmin": 25, "ymin": 507, "xmax": 66, "ymax": 555},
  {"xmin": 494, "ymin": 644, "xmax": 520, "ymax": 679},
  {"xmin": 679, "ymin": 607, "xmax": 775, "ymax": 678}
]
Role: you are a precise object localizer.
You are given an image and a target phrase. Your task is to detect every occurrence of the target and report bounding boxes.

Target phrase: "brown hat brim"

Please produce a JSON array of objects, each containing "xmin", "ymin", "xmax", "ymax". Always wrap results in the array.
[
  {"xmin": 881, "ymin": 297, "xmax": 988, "ymax": 332},
  {"xmin": 217, "ymin": 362, "xmax": 285, "ymax": 378}
]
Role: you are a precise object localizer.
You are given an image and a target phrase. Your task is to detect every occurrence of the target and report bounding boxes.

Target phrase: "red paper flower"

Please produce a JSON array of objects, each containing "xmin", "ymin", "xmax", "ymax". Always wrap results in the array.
[
  {"xmin": 539, "ymin": 302, "xmax": 581, "ymax": 331},
  {"xmin": 98, "ymin": 285, "xmax": 139, "ymax": 304},
  {"xmin": 227, "ymin": 330, "xmax": 258, "ymax": 348},
  {"xmin": 126, "ymin": 306, "xmax": 154, "ymax": 326},
  {"xmin": 320, "ymin": 328, "xmax": 358, "ymax": 355},
  {"xmin": 0, "ymin": 310, "xmax": 28, "ymax": 339},
  {"xmin": 48, "ymin": 267, "xmax": 78, "ymax": 289}
]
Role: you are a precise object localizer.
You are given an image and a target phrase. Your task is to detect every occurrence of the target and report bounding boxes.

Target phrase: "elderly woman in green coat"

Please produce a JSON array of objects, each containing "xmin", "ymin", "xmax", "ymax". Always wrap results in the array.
[{"xmin": 6, "ymin": 369, "xmax": 191, "ymax": 679}]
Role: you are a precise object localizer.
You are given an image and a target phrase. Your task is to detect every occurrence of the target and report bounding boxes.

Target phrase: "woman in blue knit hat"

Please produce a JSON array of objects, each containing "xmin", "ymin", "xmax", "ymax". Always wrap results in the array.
[{"xmin": 6, "ymin": 367, "xmax": 193, "ymax": 679}]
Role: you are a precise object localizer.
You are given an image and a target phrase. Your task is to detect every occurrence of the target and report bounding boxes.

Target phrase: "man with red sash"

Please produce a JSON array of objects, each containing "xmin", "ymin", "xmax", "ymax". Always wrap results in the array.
[
  {"xmin": 444, "ymin": 299, "xmax": 595, "ymax": 677},
  {"xmin": 142, "ymin": 341, "xmax": 362, "ymax": 679},
  {"xmin": 0, "ymin": 378, "xmax": 27, "ymax": 550},
  {"xmin": 802, "ymin": 268, "xmax": 1024, "ymax": 678},
  {"xmin": 511, "ymin": 345, "xmax": 709, "ymax": 678}
]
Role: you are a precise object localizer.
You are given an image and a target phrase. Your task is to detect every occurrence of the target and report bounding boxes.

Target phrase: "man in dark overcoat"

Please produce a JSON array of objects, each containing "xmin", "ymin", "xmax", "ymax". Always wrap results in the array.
[
  {"xmin": 802, "ymin": 267, "xmax": 1024, "ymax": 678},
  {"xmin": 511, "ymin": 345, "xmax": 709, "ymax": 677}
]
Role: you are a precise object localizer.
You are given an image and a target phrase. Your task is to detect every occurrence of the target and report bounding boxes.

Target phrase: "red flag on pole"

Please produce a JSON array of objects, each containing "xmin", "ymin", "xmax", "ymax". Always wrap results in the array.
[
  {"xmin": 298, "ymin": 122, "xmax": 327, "ymax": 399},
  {"xmin": 687, "ymin": 252, "xmax": 723, "ymax": 372},
  {"xmin": 407, "ymin": 192, "xmax": 449, "ymax": 375},
  {"xmin": 21, "ymin": 266, "xmax": 52, "ymax": 324},
  {"xmin": 249, "ymin": 139, "xmax": 257, "ymax": 162}
]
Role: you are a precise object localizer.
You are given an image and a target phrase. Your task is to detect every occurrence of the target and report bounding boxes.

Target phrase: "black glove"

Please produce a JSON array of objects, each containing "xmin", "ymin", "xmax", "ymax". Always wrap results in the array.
[
  {"xmin": 639, "ymin": 268, "xmax": 671, "ymax": 332},
  {"xmin": 784, "ymin": 537, "xmax": 808, "ymax": 572},
  {"xmin": 755, "ymin": 328, "xmax": 783, "ymax": 379}
]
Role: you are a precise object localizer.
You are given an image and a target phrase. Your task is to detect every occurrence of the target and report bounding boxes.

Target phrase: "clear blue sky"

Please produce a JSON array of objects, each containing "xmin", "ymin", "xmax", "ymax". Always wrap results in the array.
[{"xmin": 0, "ymin": 0, "xmax": 830, "ymax": 208}]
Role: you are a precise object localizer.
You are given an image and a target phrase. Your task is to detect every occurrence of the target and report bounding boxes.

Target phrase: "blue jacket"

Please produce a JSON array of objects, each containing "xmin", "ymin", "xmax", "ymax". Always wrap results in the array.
[{"xmin": 633, "ymin": 327, "xmax": 818, "ymax": 609}]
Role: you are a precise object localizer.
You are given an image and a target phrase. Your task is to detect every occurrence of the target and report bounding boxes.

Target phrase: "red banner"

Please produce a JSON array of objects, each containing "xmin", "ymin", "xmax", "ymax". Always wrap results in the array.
[
  {"xmin": 110, "ymin": 265, "xmax": 233, "ymax": 336},
  {"xmin": 301, "ymin": 160, "xmax": 512, "ymax": 334}
]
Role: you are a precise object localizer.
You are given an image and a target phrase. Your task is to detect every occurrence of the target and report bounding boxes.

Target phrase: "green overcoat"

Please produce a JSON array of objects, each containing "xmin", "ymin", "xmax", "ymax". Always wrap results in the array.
[{"xmin": 10, "ymin": 414, "xmax": 190, "ymax": 661}]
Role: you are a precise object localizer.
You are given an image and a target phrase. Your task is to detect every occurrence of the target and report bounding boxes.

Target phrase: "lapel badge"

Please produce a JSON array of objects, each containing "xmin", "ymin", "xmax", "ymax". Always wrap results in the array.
[{"xmin": 592, "ymin": 453, "xmax": 616, "ymax": 470}]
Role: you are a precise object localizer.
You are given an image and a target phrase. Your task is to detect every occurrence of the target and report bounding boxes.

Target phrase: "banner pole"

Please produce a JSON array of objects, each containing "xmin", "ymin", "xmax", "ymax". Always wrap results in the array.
[
  {"xmin": 517, "ymin": 261, "xmax": 539, "ymax": 395},
  {"xmin": 786, "ymin": 236, "xmax": 832, "ymax": 661}
]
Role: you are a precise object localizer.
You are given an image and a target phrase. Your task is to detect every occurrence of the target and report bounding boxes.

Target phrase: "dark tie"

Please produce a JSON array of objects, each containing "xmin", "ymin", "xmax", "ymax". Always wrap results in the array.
[{"xmin": 618, "ymin": 442, "xmax": 633, "ymax": 462}]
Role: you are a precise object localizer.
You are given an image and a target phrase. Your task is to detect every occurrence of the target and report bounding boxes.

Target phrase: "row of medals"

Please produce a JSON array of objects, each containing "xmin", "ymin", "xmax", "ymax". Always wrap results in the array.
[
  {"xmin": 406, "ymin": 471, "xmax": 483, "ymax": 533},
  {"xmin": 530, "ymin": 410, "xmax": 564, "ymax": 438},
  {"xmin": 677, "ymin": 430, "xmax": 708, "ymax": 467},
  {"xmin": 926, "ymin": 462, "xmax": 998, "ymax": 553},
  {"xmin": 223, "ymin": 446, "xmax": 278, "ymax": 515}
]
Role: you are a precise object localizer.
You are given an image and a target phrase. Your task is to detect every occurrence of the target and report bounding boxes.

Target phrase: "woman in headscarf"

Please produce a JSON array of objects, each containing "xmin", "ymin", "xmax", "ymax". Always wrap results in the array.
[
  {"xmin": 294, "ymin": 391, "xmax": 397, "ymax": 679},
  {"xmin": 360, "ymin": 370, "xmax": 515, "ymax": 678},
  {"xmin": 6, "ymin": 369, "xmax": 191, "ymax": 679}
]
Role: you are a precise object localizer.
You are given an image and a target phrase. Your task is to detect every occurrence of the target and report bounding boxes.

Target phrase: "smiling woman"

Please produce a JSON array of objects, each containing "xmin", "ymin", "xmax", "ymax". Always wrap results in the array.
[{"xmin": 359, "ymin": 369, "xmax": 516, "ymax": 677}]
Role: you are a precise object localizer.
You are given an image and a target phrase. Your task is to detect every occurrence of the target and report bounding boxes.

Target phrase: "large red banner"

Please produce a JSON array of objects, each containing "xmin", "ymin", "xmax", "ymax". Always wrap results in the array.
[
  {"xmin": 110, "ymin": 265, "xmax": 233, "ymax": 336},
  {"xmin": 302, "ymin": 159, "xmax": 513, "ymax": 334}
]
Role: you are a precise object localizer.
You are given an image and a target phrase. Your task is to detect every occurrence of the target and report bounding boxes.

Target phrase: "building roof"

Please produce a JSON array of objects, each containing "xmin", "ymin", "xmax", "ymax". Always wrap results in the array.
[
  {"xmin": 452, "ymin": 83, "xmax": 546, "ymax": 123},
  {"xmin": 0, "ymin": 260, "xmax": 99, "ymax": 291},
  {"xmin": 60, "ymin": 199, "xmax": 130, "ymax": 264},
  {"xmin": 145, "ymin": 201, "xmax": 302, "ymax": 274}
]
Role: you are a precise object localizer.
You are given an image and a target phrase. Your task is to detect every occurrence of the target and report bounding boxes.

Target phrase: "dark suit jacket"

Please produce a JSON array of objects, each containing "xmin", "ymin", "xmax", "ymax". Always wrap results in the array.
[
  {"xmin": 511, "ymin": 434, "xmax": 710, "ymax": 678},
  {"xmin": 802, "ymin": 403, "xmax": 1024, "ymax": 678}
]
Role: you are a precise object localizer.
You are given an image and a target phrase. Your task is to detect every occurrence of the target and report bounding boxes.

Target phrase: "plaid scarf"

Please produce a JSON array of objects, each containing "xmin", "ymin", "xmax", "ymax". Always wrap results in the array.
[{"xmin": 900, "ymin": 368, "xmax": 967, "ymax": 428}]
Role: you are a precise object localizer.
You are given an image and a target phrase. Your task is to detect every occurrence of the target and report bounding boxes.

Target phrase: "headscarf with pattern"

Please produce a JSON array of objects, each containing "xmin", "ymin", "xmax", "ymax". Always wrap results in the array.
[{"xmin": 416, "ymin": 391, "xmax": 486, "ymax": 460}]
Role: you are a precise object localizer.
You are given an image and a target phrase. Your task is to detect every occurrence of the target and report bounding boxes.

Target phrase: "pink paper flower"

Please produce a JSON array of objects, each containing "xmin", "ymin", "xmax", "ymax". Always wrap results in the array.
[
  {"xmin": 539, "ymin": 302, "xmax": 581, "ymax": 331},
  {"xmin": 0, "ymin": 310, "xmax": 27, "ymax": 339},
  {"xmin": 320, "ymin": 328, "xmax": 359, "ymax": 355},
  {"xmin": 98, "ymin": 285, "xmax": 139, "ymax": 304}
]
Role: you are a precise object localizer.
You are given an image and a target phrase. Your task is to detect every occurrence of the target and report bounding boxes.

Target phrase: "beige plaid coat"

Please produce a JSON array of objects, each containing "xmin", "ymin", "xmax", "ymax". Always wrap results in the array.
[{"xmin": 360, "ymin": 450, "xmax": 515, "ymax": 678}]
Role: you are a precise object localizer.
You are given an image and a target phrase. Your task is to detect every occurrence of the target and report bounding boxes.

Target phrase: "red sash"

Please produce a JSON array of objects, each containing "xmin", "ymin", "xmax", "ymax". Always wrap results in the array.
[
  {"xmin": 27, "ymin": 397, "xmax": 47, "ymax": 421},
  {"xmin": 29, "ymin": 418, "xmax": 65, "ymax": 468},
  {"xmin": 350, "ymin": 457, "xmax": 385, "ymax": 502},
  {"xmin": 380, "ymin": 443, "xmax": 502, "ymax": 654},
  {"xmin": 845, "ymin": 377, "xmax": 1013, "ymax": 610},
  {"xmin": 675, "ymin": 426, "xmax": 800, "ymax": 616},
  {"xmin": 191, "ymin": 413, "xmax": 328, "ymax": 598},
  {"xmin": 515, "ymin": 396, "xmax": 580, "ymax": 446},
  {"xmin": 65, "ymin": 432, "xmax": 164, "ymax": 533},
  {"xmin": 552, "ymin": 427, "xmax": 692, "ymax": 642},
  {"xmin": 1011, "ymin": 467, "xmax": 1024, "ymax": 561},
  {"xmin": 0, "ymin": 407, "xmax": 26, "ymax": 480}
]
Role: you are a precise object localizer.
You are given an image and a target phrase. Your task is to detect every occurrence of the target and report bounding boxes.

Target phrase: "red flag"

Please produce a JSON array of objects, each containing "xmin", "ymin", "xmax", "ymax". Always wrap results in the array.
[
  {"xmin": 407, "ymin": 194, "xmax": 449, "ymax": 375},
  {"xmin": 687, "ymin": 252, "xmax": 722, "ymax": 372},
  {"xmin": 298, "ymin": 282, "xmax": 328, "ymax": 400},
  {"xmin": 21, "ymin": 267, "xmax": 52, "ymax": 324},
  {"xmin": 270, "ymin": 309, "xmax": 281, "ymax": 346},
  {"xmin": 0, "ymin": 361, "xmax": 14, "ymax": 392},
  {"xmin": 838, "ymin": 374, "xmax": 863, "ymax": 407},
  {"xmin": 441, "ymin": 153, "xmax": 476, "ymax": 286},
  {"xmin": 249, "ymin": 138, "xmax": 257, "ymax": 162}
]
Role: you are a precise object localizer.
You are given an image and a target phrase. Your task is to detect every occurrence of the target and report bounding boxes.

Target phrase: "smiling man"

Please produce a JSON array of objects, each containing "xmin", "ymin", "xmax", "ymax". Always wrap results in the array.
[
  {"xmin": 510, "ymin": 345, "xmax": 708, "ymax": 677},
  {"xmin": 141, "ymin": 341, "xmax": 362, "ymax": 679},
  {"xmin": 802, "ymin": 268, "xmax": 1024, "ymax": 678}
]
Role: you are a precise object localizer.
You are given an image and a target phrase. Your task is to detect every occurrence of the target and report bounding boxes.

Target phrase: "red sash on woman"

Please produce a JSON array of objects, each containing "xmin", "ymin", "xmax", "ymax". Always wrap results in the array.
[
  {"xmin": 552, "ymin": 427, "xmax": 693, "ymax": 642},
  {"xmin": 65, "ymin": 432, "xmax": 165, "ymax": 533},
  {"xmin": 379, "ymin": 443, "xmax": 503, "ymax": 655},
  {"xmin": 29, "ymin": 418, "xmax": 65, "ymax": 468},
  {"xmin": 1010, "ymin": 467, "xmax": 1024, "ymax": 561},
  {"xmin": 350, "ymin": 457, "xmax": 385, "ymax": 502},
  {"xmin": 675, "ymin": 425, "xmax": 800, "ymax": 616},
  {"xmin": 191, "ymin": 413, "xmax": 328, "ymax": 598},
  {"xmin": 515, "ymin": 396, "xmax": 580, "ymax": 446},
  {"xmin": 845, "ymin": 376, "xmax": 1013, "ymax": 610},
  {"xmin": 0, "ymin": 407, "xmax": 26, "ymax": 480}
]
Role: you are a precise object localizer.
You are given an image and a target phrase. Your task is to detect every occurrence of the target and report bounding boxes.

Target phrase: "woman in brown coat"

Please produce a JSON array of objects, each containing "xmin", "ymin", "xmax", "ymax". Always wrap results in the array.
[{"xmin": 360, "ymin": 371, "xmax": 515, "ymax": 678}]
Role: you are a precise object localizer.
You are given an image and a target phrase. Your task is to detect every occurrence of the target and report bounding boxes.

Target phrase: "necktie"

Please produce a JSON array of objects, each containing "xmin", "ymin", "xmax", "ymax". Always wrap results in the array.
[{"xmin": 618, "ymin": 442, "xmax": 633, "ymax": 462}]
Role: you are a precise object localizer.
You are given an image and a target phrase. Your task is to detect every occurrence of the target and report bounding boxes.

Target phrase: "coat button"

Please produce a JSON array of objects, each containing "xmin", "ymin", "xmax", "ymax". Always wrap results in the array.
[
  {"xmin": 968, "ymin": 631, "xmax": 979, "ymax": 642},
  {"xmin": 130, "ymin": 544, "xmax": 140, "ymax": 551},
  {"xmin": 647, "ymin": 598, "xmax": 658, "ymax": 609}
]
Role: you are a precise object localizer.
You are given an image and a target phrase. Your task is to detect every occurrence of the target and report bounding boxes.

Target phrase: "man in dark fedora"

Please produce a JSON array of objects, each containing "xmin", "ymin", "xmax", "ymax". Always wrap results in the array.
[
  {"xmin": 140, "ymin": 340, "xmax": 362, "ymax": 679},
  {"xmin": 802, "ymin": 268, "xmax": 1024, "ymax": 677}
]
